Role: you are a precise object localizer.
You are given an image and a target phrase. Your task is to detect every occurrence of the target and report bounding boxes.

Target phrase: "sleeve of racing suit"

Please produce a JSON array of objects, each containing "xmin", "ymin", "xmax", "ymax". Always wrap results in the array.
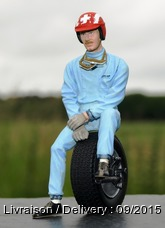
[
  {"xmin": 87, "ymin": 59, "xmax": 129, "ymax": 120},
  {"xmin": 61, "ymin": 63, "xmax": 80, "ymax": 118}
]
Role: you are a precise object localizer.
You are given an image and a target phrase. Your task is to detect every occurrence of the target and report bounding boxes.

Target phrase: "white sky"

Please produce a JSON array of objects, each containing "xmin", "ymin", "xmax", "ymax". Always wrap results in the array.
[{"xmin": 0, "ymin": 0, "xmax": 165, "ymax": 98}]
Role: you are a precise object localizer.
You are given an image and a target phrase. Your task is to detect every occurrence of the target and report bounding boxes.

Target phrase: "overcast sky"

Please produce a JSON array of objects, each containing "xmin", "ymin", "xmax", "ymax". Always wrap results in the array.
[{"xmin": 0, "ymin": 0, "xmax": 165, "ymax": 98}]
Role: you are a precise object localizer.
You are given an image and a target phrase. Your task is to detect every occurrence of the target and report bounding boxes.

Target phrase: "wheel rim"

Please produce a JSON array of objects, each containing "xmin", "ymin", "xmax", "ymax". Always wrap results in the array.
[{"xmin": 100, "ymin": 150, "xmax": 123, "ymax": 199}]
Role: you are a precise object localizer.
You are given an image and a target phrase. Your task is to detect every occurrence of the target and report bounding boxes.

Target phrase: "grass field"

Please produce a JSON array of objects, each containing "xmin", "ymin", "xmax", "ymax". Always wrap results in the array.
[{"xmin": 0, "ymin": 120, "xmax": 164, "ymax": 198}]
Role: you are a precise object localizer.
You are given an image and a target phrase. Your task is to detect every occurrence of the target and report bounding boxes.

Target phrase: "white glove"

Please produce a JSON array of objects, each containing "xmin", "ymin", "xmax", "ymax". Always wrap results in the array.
[
  {"xmin": 67, "ymin": 112, "xmax": 89, "ymax": 130},
  {"xmin": 72, "ymin": 125, "xmax": 89, "ymax": 141}
]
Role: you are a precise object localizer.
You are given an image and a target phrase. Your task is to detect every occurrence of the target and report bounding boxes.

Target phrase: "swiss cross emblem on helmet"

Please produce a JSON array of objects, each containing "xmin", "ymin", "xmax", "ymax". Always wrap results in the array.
[{"xmin": 76, "ymin": 12, "xmax": 101, "ymax": 26}]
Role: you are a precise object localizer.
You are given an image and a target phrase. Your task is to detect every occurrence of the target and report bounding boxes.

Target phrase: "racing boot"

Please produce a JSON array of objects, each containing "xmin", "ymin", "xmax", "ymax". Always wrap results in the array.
[
  {"xmin": 32, "ymin": 201, "xmax": 62, "ymax": 219},
  {"xmin": 95, "ymin": 159, "xmax": 110, "ymax": 178}
]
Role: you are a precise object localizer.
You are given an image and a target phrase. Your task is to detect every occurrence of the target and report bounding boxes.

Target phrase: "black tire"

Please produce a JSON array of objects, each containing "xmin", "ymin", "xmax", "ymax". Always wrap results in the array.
[{"xmin": 70, "ymin": 132, "xmax": 128, "ymax": 213}]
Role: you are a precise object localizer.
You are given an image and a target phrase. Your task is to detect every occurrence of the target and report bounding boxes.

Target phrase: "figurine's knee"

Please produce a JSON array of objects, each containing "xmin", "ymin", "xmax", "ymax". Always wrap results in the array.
[
  {"xmin": 51, "ymin": 141, "xmax": 66, "ymax": 160},
  {"xmin": 101, "ymin": 107, "xmax": 118, "ymax": 118},
  {"xmin": 100, "ymin": 108, "xmax": 121, "ymax": 130}
]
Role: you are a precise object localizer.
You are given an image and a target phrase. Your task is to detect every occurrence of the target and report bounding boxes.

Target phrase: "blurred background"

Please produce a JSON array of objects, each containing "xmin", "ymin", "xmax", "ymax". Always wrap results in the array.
[{"xmin": 0, "ymin": 0, "xmax": 165, "ymax": 198}]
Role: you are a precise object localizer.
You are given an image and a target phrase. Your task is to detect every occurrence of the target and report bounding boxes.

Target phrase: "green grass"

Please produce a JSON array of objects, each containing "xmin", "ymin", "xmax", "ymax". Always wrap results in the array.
[
  {"xmin": 0, "ymin": 120, "xmax": 164, "ymax": 198},
  {"xmin": 117, "ymin": 121, "xmax": 165, "ymax": 194}
]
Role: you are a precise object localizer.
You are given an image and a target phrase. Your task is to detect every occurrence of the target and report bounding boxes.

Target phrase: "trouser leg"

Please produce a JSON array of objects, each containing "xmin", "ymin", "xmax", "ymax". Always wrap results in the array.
[
  {"xmin": 97, "ymin": 108, "xmax": 121, "ymax": 158},
  {"xmin": 48, "ymin": 126, "xmax": 76, "ymax": 198}
]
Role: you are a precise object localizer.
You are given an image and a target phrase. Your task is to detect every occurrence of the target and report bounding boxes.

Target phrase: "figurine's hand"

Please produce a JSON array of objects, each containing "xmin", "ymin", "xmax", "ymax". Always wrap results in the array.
[
  {"xmin": 67, "ymin": 112, "xmax": 89, "ymax": 130},
  {"xmin": 72, "ymin": 125, "xmax": 89, "ymax": 141}
]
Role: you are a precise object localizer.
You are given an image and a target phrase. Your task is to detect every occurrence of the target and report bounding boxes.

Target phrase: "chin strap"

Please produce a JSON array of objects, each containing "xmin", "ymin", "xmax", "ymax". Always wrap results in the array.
[{"xmin": 79, "ymin": 50, "xmax": 107, "ymax": 70}]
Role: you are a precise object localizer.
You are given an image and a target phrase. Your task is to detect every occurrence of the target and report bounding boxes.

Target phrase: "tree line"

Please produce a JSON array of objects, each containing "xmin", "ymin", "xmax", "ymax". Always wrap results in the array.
[{"xmin": 0, "ymin": 94, "xmax": 164, "ymax": 121}]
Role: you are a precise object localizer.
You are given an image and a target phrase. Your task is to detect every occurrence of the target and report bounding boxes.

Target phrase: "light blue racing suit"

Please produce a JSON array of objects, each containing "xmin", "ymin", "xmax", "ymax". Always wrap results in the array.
[{"xmin": 48, "ymin": 48, "xmax": 129, "ymax": 199}]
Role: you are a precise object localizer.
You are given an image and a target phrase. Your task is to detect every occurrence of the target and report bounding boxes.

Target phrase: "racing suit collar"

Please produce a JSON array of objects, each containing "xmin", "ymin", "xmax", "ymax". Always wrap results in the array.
[{"xmin": 79, "ymin": 48, "xmax": 107, "ymax": 70}]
